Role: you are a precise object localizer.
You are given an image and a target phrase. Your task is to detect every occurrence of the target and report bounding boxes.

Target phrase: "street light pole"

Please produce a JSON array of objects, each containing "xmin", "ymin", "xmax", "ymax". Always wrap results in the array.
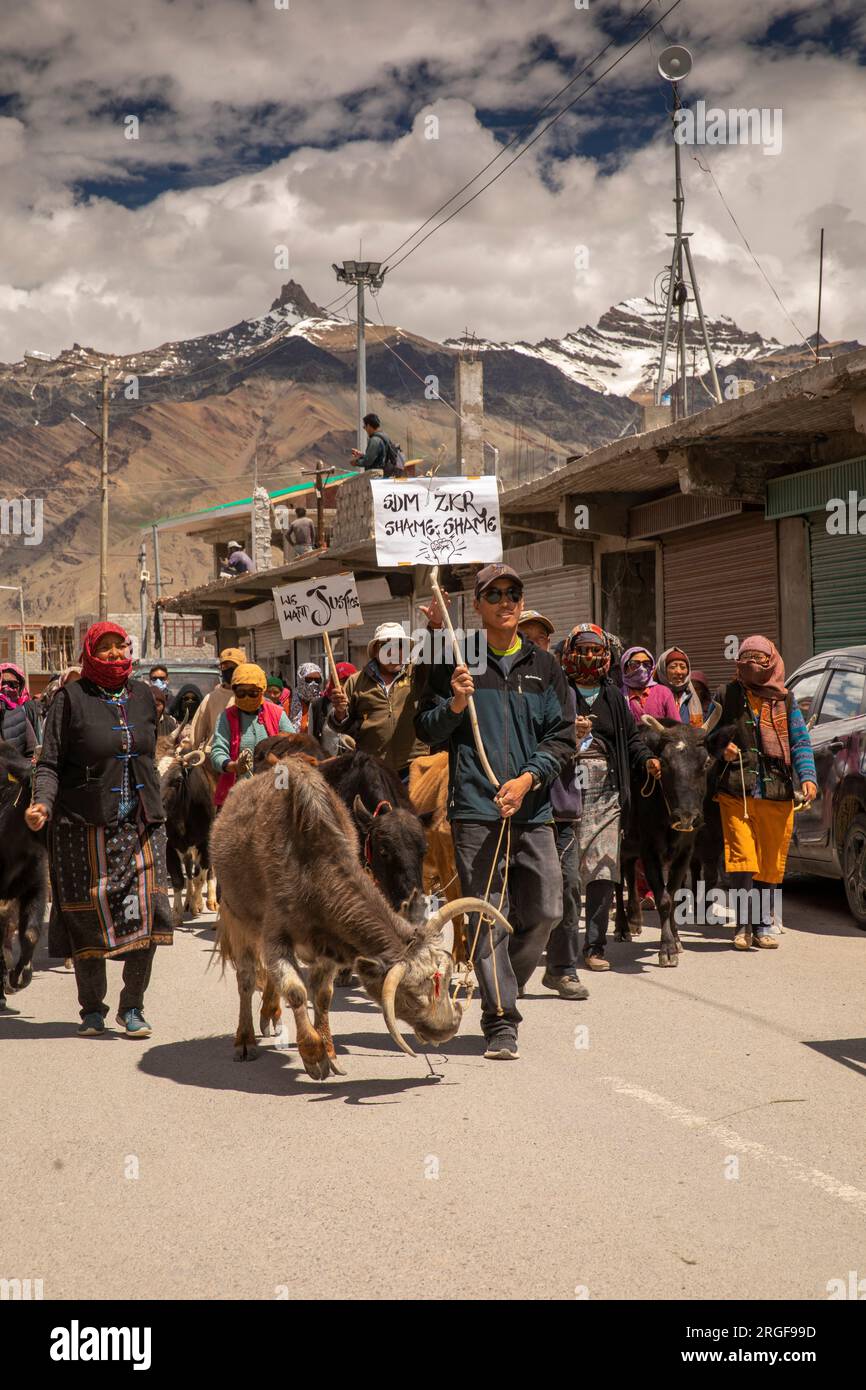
[
  {"xmin": 70, "ymin": 362, "xmax": 111, "ymax": 620},
  {"xmin": 100, "ymin": 364, "xmax": 109, "ymax": 620},
  {"xmin": 356, "ymin": 279, "xmax": 366, "ymax": 451},
  {"xmin": 333, "ymin": 260, "xmax": 388, "ymax": 450}
]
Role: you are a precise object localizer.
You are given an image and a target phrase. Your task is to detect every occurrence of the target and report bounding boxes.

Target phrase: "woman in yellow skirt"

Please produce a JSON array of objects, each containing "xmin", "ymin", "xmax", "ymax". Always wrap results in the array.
[{"xmin": 715, "ymin": 636, "xmax": 817, "ymax": 950}]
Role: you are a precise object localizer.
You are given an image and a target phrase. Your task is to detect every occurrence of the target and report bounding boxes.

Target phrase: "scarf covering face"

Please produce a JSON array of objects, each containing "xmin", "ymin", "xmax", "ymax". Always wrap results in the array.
[
  {"xmin": 561, "ymin": 624, "xmax": 608, "ymax": 682},
  {"xmin": 289, "ymin": 663, "xmax": 323, "ymax": 724},
  {"xmin": 736, "ymin": 635, "xmax": 787, "ymax": 699},
  {"xmin": 231, "ymin": 662, "xmax": 267, "ymax": 713},
  {"xmin": 655, "ymin": 645, "xmax": 704, "ymax": 724},
  {"xmin": 0, "ymin": 661, "xmax": 29, "ymax": 710},
  {"xmin": 620, "ymin": 645, "xmax": 656, "ymax": 691},
  {"xmin": 80, "ymin": 621, "xmax": 132, "ymax": 691},
  {"xmin": 736, "ymin": 635, "xmax": 790, "ymax": 763}
]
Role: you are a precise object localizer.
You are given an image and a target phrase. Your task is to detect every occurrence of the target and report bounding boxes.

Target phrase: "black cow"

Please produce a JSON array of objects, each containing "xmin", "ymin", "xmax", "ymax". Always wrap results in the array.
[
  {"xmin": 158, "ymin": 742, "xmax": 217, "ymax": 924},
  {"xmin": 0, "ymin": 740, "xmax": 48, "ymax": 1007},
  {"xmin": 615, "ymin": 714, "xmax": 732, "ymax": 966}
]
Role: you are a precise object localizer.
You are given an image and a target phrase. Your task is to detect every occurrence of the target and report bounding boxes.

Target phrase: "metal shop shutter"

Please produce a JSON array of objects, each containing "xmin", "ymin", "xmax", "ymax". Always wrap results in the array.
[
  {"xmin": 809, "ymin": 510, "xmax": 866, "ymax": 653},
  {"xmin": 348, "ymin": 597, "xmax": 413, "ymax": 668},
  {"xmin": 521, "ymin": 566, "xmax": 592, "ymax": 644},
  {"xmin": 447, "ymin": 568, "xmax": 591, "ymax": 647},
  {"xmin": 662, "ymin": 511, "xmax": 779, "ymax": 688},
  {"xmin": 249, "ymin": 619, "xmax": 288, "ymax": 664}
]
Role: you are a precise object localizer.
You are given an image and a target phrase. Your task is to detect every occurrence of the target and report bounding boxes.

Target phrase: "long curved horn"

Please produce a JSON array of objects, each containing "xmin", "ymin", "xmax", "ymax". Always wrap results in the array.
[
  {"xmin": 380, "ymin": 961, "xmax": 415, "ymax": 1056},
  {"xmin": 181, "ymin": 749, "xmax": 206, "ymax": 767},
  {"xmin": 640, "ymin": 714, "xmax": 666, "ymax": 732},
  {"xmin": 701, "ymin": 704, "xmax": 721, "ymax": 733},
  {"xmin": 425, "ymin": 896, "xmax": 514, "ymax": 936}
]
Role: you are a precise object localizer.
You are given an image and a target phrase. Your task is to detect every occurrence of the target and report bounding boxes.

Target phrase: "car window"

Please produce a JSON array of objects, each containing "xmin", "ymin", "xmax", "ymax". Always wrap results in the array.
[
  {"xmin": 789, "ymin": 670, "xmax": 824, "ymax": 720},
  {"xmin": 817, "ymin": 668, "xmax": 866, "ymax": 725}
]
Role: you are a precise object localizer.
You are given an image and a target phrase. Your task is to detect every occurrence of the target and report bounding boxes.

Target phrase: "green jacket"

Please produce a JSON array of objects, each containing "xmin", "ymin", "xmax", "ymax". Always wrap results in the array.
[
  {"xmin": 414, "ymin": 637, "xmax": 575, "ymax": 824},
  {"xmin": 329, "ymin": 660, "xmax": 428, "ymax": 772}
]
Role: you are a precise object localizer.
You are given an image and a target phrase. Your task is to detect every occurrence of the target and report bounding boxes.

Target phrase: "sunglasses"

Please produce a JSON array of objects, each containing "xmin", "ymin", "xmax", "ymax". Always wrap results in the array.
[
  {"xmin": 626, "ymin": 658, "xmax": 653, "ymax": 670},
  {"xmin": 740, "ymin": 651, "xmax": 770, "ymax": 666},
  {"xmin": 481, "ymin": 586, "xmax": 523, "ymax": 605}
]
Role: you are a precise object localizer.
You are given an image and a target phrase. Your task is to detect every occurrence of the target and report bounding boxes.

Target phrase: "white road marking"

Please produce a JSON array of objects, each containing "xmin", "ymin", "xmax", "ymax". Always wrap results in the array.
[{"xmin": 602, "ymin": 1076, "xmax": 866, "ymax": 1216}]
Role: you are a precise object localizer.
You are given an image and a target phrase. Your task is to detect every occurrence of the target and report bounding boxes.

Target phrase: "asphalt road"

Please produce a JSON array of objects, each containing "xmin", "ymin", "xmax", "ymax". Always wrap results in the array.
[{"xmin": 3, "ymin": 875, "xmax": 865, "ymax": 1301}]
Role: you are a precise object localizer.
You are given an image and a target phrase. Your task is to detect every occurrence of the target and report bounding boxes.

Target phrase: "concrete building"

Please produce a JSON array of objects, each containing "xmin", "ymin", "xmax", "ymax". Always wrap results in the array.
[{"xmin": 500, "ymin": 346, "xmax": 866, "ymax": 680}]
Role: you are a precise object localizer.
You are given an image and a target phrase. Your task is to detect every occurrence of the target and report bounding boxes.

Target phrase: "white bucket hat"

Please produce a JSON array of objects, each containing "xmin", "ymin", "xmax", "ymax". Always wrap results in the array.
[{"xmin": 368, "ymin": 622, "xmax": 409, "ymax": 662}]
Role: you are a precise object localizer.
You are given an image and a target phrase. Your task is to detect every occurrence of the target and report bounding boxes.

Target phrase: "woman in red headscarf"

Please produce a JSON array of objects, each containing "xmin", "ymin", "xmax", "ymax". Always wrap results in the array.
[
  {"xmin": 715, "ymin": 635, "xmax": 817, "ymax": 950},
  {"xmin": 25, "ymin": 622, "xmax": 172, "ymax": 1037}
]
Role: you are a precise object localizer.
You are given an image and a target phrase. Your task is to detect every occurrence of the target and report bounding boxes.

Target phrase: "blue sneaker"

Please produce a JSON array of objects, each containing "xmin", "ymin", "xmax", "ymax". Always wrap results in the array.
[
  {"xmin": 116, "ymin": 1007, "xmax": 152, "ymax": 1038},
  {"xmin": 77, "ymin": 1012, "xmax": 106, "ymax": 1037}
]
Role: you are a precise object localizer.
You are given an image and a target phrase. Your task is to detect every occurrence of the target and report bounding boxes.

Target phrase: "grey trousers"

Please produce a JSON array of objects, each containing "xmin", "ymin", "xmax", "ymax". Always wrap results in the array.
[{"xmin": 452, "ymin": 821, "xmax": 563, "ymax": 1036}]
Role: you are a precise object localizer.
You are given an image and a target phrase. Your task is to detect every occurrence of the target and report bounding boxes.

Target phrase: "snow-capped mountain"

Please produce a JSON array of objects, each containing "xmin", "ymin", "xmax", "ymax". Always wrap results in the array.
[{"xmin": 447, "ymin": 297, "xmax": 781, "ymax": 399}]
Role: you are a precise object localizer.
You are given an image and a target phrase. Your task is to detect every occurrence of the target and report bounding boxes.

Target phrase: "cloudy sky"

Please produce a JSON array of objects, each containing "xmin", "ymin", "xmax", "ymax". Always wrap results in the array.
[{"xmin": 1, "ymin": 0, "xmax": 864, "ymax": 362}]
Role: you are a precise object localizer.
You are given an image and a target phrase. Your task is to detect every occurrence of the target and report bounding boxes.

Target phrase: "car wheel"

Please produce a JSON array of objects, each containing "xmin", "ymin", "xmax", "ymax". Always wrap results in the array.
[{"xmin": 842, "ymin": 813, "xmax": 866, "ymax": 930}]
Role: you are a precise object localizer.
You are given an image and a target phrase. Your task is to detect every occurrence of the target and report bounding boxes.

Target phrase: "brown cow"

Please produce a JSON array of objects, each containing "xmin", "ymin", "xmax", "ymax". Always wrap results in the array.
[
  {"xmin": 210, "ymin": 755, "xmax": 512, "ymax": 1076},
  {"xmin": 408, "ymin": 751, "xmax": 466, "ymax": 961}
]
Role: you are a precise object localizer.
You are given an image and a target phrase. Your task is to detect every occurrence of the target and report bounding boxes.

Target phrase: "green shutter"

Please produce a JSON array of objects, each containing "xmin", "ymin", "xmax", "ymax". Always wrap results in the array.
[
  {"xmin": 767, "ymin": 456, "xmax": 866, "ymax": 520},
  {"xmin": 809, "ymin": 511, "xmax": 866, "ymax": 653}
]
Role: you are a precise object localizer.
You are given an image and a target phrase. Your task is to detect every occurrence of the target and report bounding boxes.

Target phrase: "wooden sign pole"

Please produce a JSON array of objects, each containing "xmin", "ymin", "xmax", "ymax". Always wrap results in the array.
[
  {"xmin": 429, "ymin": 565, "xmax": 499, "ymax": 789},
  {"xmin": 322, "ymin": 630, "xmax": 343, "ymax": 697}
]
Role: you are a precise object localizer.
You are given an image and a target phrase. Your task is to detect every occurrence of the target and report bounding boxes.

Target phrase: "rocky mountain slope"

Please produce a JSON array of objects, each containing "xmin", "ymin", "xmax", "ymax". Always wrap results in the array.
[{"xmin": 0, "ymin": 283, "xmax": 858, "ymax": 626}]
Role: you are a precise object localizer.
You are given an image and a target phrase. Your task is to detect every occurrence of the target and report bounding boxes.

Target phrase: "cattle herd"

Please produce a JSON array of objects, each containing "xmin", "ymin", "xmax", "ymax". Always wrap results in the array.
[{"xmin": 1, "ymin": 706, "xmax": 735, "ymax": 1063}]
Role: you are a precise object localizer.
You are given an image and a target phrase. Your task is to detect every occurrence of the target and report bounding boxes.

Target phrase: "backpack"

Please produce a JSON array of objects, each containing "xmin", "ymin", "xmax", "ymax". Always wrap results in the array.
[{"xmin": 372, "ymin": 432, "xmax": 406, "ymax": 478}]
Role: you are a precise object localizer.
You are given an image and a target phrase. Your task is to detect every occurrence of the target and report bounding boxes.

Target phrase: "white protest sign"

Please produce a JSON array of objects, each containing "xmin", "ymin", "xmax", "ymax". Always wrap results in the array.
[
  {"xmin": 371, "ymin": 476, "xmax": 502, "ymax": 566},
  {"xmin": 272, "ymin": 572, "xmax": 363, "ymax": 640}
]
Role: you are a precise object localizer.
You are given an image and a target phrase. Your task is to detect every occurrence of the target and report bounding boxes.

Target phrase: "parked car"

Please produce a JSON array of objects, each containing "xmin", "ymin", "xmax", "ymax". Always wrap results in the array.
[
  {"xmin": 786, "ymin": 645, "xmax": 866, "ymax": 928},
  {"xmin": 131, "ymin": 658, "xmax": 221, "ymax": 700}
]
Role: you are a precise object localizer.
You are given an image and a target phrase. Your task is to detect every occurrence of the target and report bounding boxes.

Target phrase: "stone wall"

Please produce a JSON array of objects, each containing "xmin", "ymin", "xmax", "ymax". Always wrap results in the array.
[{"xmin": 329, "ymin": 471, "xmax": 375, "ymax": 550}]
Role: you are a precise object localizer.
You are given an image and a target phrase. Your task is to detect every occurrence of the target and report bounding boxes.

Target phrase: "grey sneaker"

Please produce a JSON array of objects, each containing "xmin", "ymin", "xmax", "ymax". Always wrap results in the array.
[
  {"xmin": 541, "ymin": 969, "xmax": 589, "ymax": 1000},
  {"xmin": 77, "ymin": 1012, "xmax": 106, "ymax": 1037},
  {"xmin": 483, "ymin": 1031, "xmax": 519, "ymax": 1060}
]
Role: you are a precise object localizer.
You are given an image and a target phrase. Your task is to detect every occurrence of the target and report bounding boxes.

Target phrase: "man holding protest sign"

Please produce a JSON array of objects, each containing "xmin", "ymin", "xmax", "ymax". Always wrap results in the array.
[
  {"xmin": 328, "ymin": 600, "xmax": 444, "ymax": 778},
  {"xmin": 414, "ymin": 563, "xmax": 575, "ymax": 1060}
]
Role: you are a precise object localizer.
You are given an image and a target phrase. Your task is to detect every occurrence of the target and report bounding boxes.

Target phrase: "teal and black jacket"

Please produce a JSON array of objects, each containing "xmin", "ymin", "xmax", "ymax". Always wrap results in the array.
[{"xmin": 414, "ymin": 637, "xmax": 575, "ymax": 824}]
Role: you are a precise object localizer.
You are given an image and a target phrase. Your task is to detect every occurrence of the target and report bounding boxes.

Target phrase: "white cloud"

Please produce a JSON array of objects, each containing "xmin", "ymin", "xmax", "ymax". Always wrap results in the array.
[{"xmin": 1, "ymin": 2, "xmax": 864, "ymax": 360}]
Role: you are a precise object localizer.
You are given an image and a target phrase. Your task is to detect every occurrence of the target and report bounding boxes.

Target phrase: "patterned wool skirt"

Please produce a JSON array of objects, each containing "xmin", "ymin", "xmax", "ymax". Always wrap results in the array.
[
  {"xmin": 573, "ymin": 757, "xmax": 622, "ymax": 884},
  {"xmin": 47, "ymin": 814, "xmax": 173, "ymax": 962}
]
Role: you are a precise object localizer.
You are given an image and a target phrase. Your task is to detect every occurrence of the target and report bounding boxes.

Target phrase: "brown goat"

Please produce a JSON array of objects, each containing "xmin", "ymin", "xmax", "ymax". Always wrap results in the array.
[{"xmin": 210, "ymin": 756, "xmax": 511, "ymax": 1077}]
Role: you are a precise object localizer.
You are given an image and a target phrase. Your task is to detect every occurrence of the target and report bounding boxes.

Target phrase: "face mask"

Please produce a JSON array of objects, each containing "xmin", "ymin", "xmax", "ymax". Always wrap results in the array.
[
  {"xmin": 234, "ymin": 693, "xmax": 262, "ymax": 713},
  {"xmin": 625, "ymin": 666, "xmax": 652, "ymax": 689},
  {"xmin": 561, "ymin": 643, "xmax": 607, "ymax": 682},
  {"xmin": 152, "ymin": 677, "xmax": 168, "ymax": 690},
  {"xmin": 577, "ymin": 652, "xmax": 607, "ymax": 678},
  {"xmin": 220, "ymin": 668, "xmax": 235, "ymax": 687}
]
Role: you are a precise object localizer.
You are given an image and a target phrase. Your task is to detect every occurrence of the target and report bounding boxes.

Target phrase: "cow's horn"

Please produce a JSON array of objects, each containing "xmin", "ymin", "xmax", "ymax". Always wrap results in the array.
[
  {"xmin": 701, "ymin": 704, "xmax": 721, "ymax": 733},
  {"xmin": 640, "ymin": 714, "xmax": 666, "ymax": 732},
  {"xmin": 425, "ymin": 896, "xmax": 514, "ymax": 936},
  {"xmin": 380, "ymin": 961, "xmax": 415, "ymax": 1057},
  {"xmin": 182, "ymin": 749, "xmax": 206, "ymax": 767}
]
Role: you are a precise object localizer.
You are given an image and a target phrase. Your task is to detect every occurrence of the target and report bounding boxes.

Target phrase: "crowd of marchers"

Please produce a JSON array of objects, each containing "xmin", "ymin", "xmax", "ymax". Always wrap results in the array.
[{"xmin": 0, "ymin": 559, "xmax": 815, "ymax": 1062}]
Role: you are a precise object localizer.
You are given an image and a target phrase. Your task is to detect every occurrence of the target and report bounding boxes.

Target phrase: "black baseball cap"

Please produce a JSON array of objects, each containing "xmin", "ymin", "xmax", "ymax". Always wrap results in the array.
[{"xmin": 474, "ymin": 563, "xmax": 523, "ymax": 599}]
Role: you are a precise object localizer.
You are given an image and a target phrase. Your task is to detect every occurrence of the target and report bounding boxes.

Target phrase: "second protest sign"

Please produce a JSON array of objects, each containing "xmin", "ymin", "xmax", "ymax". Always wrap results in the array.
[{"xmin": 272, "ymin": 572, "xmax": 363, "ymax": 640}]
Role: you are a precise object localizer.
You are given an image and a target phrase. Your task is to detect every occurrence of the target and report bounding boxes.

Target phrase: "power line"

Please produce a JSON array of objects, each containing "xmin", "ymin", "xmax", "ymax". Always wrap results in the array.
[
  {"xmin": 691, "ymin": 153, "xmax": 815, "ymax": 354},
  {"xmin": 381, "ymin": 0, "xmax": 666, "ymax": 267},
  {"xmin": 385, "ymin": 0, "xmax": 683, "ymax": 275}
]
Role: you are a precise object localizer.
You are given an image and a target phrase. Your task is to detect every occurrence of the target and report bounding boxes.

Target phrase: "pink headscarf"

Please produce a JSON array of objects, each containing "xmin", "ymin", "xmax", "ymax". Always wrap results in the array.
[
  {"xmin": 0, "ymin": 661, "xmax": 30, "ymax": 711},
  {"xmin": 736, "ymin": 635, "xmax": 787, "ymax": 700}
]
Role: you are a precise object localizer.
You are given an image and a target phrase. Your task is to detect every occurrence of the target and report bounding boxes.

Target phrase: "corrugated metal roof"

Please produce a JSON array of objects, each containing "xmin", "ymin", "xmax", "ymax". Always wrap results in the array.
[{"xmin": 630, "ymin": 494, "xmax": 741, "ymax": 538}]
